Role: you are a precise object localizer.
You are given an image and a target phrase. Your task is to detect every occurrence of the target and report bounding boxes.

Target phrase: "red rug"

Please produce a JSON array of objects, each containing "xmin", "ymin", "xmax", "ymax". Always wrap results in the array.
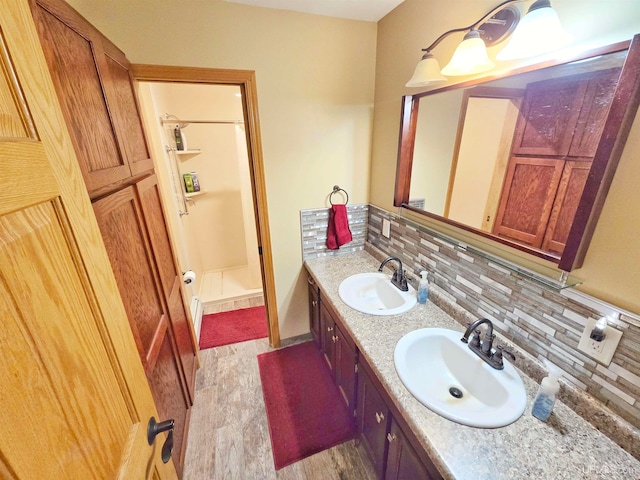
[
  {"xmin": 257, "ymin": 341, "xmax": 355, "ymax": 470},
  {"xmin": 199, "ymin": 306, "xmax": 268, "ymax": 349}
]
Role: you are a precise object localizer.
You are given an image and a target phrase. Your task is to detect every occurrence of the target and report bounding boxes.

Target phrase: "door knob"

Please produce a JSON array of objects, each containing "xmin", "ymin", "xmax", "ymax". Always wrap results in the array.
[{"xmin": 147, "ymin": 417, "xmax": 174, "ymax": 464}]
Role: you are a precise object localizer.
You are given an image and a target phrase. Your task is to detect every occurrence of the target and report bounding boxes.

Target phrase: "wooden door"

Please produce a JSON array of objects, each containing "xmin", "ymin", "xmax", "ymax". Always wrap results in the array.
[
  {"xmin": 0, "ymin": 1, "xmax": 177, "ymax": 479},
  {"xmin": 492, "ymin": 157, "xmax": 565, "ymax": 247}
]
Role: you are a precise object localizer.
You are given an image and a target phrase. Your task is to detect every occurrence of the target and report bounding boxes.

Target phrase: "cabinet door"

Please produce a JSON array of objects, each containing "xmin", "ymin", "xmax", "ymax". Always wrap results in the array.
[
  {"xmin": 568, "ymin": 68, "xmax": 621, "ymax": 158},
  {"xmin": 136, "ymin": 174, "xmax": 197, "ymax": 401},
  {"xmin": 92, "ymin": 186, "xmax": 190, "ymax": 476},
  {"xmin": 308, "ymin": 277, "xmax": 322, "ymax": 349},
  {"xmin": 336, "ymin": 323, "xmax": 358, "ymax": 413},
  {"xmin": 357, "ymin": 364, "xmax": 390, "ymax": 480},
  {"xmin": 32, "ymin": 0, "xmax": 153, "ymax": 194},
  {"xmin": 512, "ymin": 77, "xmax": 586, "ymax": 157},
  {"xmin": 321, "ymin": 302, "xmax": 337, "ymax": 374},
  {"xmin": 33, "ymin": 0, "xmax": 129, "ymax": 193},
  {"xmin": 492, "ymin": 157, "xmax": 565, "ymax": 247},
  {"xmin": 542, "ymin": 160, "xmax": 591, "ymax": 254},
  {"xmin": 386, "ymin": 418, "xmax": 433, "ymax": 480},
  {"xmin": 101, "ymin": 39, "xmax": 154, "ymax": 177}
]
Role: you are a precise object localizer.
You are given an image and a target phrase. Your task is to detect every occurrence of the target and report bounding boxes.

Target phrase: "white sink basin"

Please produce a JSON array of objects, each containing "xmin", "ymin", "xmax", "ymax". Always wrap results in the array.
[
  {"xmin": 394, "ymin": 328, "xmax": 527, "ymax": 428},
  {"xmin": 338, "ymin": 272, "xmax": 416, "ymax": 316}
]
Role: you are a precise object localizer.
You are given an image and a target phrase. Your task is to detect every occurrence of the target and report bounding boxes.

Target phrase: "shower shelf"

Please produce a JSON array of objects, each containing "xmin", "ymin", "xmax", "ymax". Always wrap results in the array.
[
  {"xmin": 176, "ymin": 149, "xmax": 201, "ymax": 156},
  {"xmin": 185, "ymin": 191, "xmax": 206, "ymax": 198}
]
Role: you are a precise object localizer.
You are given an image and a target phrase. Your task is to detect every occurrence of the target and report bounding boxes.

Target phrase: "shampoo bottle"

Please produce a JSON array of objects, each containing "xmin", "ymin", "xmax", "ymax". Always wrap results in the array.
[
  {"xmin": 174, "ymin": 125, "xmax": 184, "ymax": 151},
  {"xmin": 531, "ymin": 361, "xmax": 561, "ymax": 421},
  {"xmin": 417, "ymin": 270, "xmax": 429, "ymax": 304}
]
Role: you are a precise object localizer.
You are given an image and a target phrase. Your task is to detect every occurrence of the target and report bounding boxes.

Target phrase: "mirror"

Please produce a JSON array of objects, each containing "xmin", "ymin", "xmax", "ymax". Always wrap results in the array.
[{"xmin": 395, "ymin": 36, "xmax": 640, "ymax": 271}]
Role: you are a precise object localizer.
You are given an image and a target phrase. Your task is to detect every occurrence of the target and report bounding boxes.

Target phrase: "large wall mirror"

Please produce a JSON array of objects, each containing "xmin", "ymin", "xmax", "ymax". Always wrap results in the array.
[{"xmin": 395, "ymin": 35, "xmax": 640, "ymax": 272}]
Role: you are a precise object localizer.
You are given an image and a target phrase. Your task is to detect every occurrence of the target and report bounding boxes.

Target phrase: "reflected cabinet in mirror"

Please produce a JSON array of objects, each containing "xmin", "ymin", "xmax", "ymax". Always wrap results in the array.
[{"xmin": 395, "ymin": 35, "xmax": 640, "ymax": 272}]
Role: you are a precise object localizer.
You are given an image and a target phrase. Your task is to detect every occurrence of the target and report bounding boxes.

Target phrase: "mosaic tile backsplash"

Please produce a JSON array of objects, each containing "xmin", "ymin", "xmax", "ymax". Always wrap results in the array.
[
  {"xmin": 300, "ymin": 204, "xmax": 368, "ymax": 260},
  {"xmin": 365, "ymin": 204, "xmax": 640, "ymax": 430}
]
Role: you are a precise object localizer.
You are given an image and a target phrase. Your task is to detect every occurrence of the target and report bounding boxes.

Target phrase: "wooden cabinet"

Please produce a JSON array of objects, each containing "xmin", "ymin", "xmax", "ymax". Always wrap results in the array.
[
  {"xmin": 33, "ymin": 0, "xmax": 152, "ymax": 196},
  {"xmin": 308, "ymin": 277, "xmax": 321, "ymax": 349},
  {"xmin": 92, "ymin": 178, "xmax": 195, "ymax": 475},
  {"xmin": 494, "ymin": 68, "xmax": 621, "ymax": 252},
  {"xmin": 357, "ymin": 360, "xmax": 440, "ymax": 480},
  {"xmin": 32, "ymin": 0, "xmax": 197, "ymax": 476},
  {"xmin": 306, "ymin": 274, "xmax": 442, "ymax": 480}
]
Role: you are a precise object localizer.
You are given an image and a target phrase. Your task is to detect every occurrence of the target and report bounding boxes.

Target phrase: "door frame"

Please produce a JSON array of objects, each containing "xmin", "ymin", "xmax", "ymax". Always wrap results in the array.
[{"xmin": 131, "ymin": 65, "xmax": 280, "ymax": 348}]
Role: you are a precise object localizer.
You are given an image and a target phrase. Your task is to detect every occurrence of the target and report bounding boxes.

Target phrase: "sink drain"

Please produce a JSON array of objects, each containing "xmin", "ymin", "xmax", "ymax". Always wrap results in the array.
[{"xmin": 449, "ymin": 387, "xmax": 463, "ymax": 399}]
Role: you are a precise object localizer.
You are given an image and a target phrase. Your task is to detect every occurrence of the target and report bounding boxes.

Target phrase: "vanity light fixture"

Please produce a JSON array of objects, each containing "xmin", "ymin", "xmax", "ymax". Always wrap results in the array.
[
  {"xmin": 497, "ymin": 0, "xmax": 572, "ymax": 60},
  {"xmin": 406, "ymin": 0, "xmax": 570, "ymax": 87}
]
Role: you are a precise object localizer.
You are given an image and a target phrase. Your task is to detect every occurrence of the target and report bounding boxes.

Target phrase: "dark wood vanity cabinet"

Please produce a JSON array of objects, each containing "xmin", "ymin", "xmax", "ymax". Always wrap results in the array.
[
  {"xmin": 306, "ymin": 276, "xmax": 441, "ymax": 480},
  {"xmin": 357, "ymin": 359, "xmax": 440, "ymax": 480},
  {"xmin": 32, "ymin": 0, "xmax": 197, "ymax": 475},
  {"xmin": 494, "ymin": 68, "xmax": 621, "ymax": 253}
]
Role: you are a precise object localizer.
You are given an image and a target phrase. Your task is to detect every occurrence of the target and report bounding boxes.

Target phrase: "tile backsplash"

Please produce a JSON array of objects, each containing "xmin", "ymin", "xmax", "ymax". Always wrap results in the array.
[
  {"xmin": 300, "ymin": 204, "xmax": 368, "ymax": 260},
  {"xmin": 365, "ymin": 205, "xmax": 640, "ymax": 430},
  {"xmin": 299, "ymin": 203, "xmax": 640, "ymax": 428}
]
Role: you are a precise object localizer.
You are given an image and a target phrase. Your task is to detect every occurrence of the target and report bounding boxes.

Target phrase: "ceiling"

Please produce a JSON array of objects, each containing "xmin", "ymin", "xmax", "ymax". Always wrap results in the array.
[{"xmin": 224, "ymin": 0, "xmax": 405, "ymax": 22}]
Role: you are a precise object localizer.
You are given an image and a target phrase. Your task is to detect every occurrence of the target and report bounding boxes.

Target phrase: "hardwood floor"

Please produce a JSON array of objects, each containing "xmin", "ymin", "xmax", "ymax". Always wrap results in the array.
[{"xmin": 182, "ymin": 336, "xmax": 377, "ymax": 479}]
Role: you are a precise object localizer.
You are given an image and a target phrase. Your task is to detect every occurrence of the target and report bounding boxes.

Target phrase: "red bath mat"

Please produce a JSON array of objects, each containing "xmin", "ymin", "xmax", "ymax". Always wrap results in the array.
[
  {"xmin": 199, "ymin": 306, "xmax": 268, "ymax": 349},
  {"xmin": 257, "ymin": 341, "xmax": 355, "ymax": 469}
]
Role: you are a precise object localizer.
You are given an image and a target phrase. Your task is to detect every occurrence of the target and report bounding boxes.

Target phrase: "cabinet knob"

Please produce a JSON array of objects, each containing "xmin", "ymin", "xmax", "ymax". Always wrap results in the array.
[
  {"xmin": 312, "ymin": 300, "xmax": 318, "ymax": 307},
  {"xmin": 375, "ymin": 412, "xmax": 385, "ymax": 424},
  {"xmin": 387, "ymin": 433, "xmax": 396, "ymax": 442},
  {"xmin": 308, "ymin": 276, "xmax": 315, "ymax": 285},
  {"xmin": 332, "ymin": 335, "xmax": 338, "ymax": 343},
  {"xmin": 327, "ymin": 326, "xmax": 334, "ymax": 332}
]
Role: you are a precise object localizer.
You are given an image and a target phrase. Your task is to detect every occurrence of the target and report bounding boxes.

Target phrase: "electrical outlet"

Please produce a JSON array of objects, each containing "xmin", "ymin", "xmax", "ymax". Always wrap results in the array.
[
  {"xmin": 577, "ymin": 317, "xmax": 622, "ymax": 366},
  {"xmin": 382, "ymin": 219, "xmax": 391, "ymax": 238}
]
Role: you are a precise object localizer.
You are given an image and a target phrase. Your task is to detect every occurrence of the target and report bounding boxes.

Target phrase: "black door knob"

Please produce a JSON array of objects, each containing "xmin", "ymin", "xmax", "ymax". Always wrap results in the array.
[{"xmin": 147, "ymin": 417, "xmax": 175, "ymax": 463}]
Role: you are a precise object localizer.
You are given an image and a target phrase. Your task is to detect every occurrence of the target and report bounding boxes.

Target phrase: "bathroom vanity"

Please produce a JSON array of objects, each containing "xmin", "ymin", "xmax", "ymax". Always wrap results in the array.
[{"xmin": 305, "ymin": 250, "xmax": 640, "ymax": 480}]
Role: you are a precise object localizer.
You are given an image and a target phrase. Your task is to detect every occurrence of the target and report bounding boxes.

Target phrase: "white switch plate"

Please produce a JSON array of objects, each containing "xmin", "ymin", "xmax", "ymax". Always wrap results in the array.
[
  {"xmin": 577, "ymin": 318, "xmax": 622, "ymax": 366},
  {"xmin": 382, "ymin": 219, "xmax": 391, "ymax": 238}
]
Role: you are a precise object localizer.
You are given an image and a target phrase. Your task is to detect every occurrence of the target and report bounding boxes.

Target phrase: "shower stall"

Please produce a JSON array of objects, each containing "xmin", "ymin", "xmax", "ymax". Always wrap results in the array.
[{"xmin": 138, "ymin": 82, "xmax": 263, "ymax": 337}]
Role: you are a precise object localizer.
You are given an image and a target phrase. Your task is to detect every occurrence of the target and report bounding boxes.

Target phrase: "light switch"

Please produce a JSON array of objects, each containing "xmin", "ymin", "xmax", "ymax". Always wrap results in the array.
[
  {"xmin": 382, "ymin": 219, "xmax": 391, "ymax": 238},
  {"xmin": 577, "ymin": 317, "xmax": 622, "ymax": 366}
]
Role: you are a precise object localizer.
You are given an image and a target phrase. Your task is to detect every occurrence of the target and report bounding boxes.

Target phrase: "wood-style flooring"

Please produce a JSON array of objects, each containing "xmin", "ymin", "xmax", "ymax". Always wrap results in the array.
[{"xmin": 182, "ymin": 302, "xmax": 377, "ymax": 479}]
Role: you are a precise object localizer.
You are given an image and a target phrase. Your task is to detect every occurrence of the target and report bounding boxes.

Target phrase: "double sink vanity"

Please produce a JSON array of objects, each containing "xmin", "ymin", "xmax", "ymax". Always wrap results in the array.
[{"xmin": 305, "ymin": 250, "xmax": 640, "ymax": 480}]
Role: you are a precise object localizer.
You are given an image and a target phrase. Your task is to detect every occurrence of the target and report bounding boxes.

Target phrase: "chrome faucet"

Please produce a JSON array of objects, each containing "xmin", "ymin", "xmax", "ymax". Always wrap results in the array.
[
  {"xmin": 378, "ymin": 257, "xmax": 409, "ymax": 292},
  {"xmin": 461, "ymin": 318, "xmax": 515, "ymax": 370}
]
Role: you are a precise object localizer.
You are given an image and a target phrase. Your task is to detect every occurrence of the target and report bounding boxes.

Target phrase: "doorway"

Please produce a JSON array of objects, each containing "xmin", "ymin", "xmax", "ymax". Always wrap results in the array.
[{"xmin": 133, "ymin": 65, "xmax": 280, "ymax": 348}]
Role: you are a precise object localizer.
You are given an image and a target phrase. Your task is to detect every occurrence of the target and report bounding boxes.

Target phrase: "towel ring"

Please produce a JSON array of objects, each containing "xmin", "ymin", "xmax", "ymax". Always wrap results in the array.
[{"xmin": 329, "ymin": 185, "xmax": 349, "ymax": 205}]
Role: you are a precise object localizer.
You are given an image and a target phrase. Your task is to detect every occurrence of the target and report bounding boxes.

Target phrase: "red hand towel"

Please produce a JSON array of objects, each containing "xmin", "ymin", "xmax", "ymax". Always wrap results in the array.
[{"xmin": 326, "ymin": 204, "xmax": 352, "ymax": 250}]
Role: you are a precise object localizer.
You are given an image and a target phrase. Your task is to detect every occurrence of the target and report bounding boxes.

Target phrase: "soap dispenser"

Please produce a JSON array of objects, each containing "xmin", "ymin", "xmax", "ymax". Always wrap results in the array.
[
  {"xmin": 531, "ymin": 360, "xmax": 562, "ymax": 421},
  {"xmin": 417, "ymin": 270, "xmax": 429, "ymax": 304}
]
